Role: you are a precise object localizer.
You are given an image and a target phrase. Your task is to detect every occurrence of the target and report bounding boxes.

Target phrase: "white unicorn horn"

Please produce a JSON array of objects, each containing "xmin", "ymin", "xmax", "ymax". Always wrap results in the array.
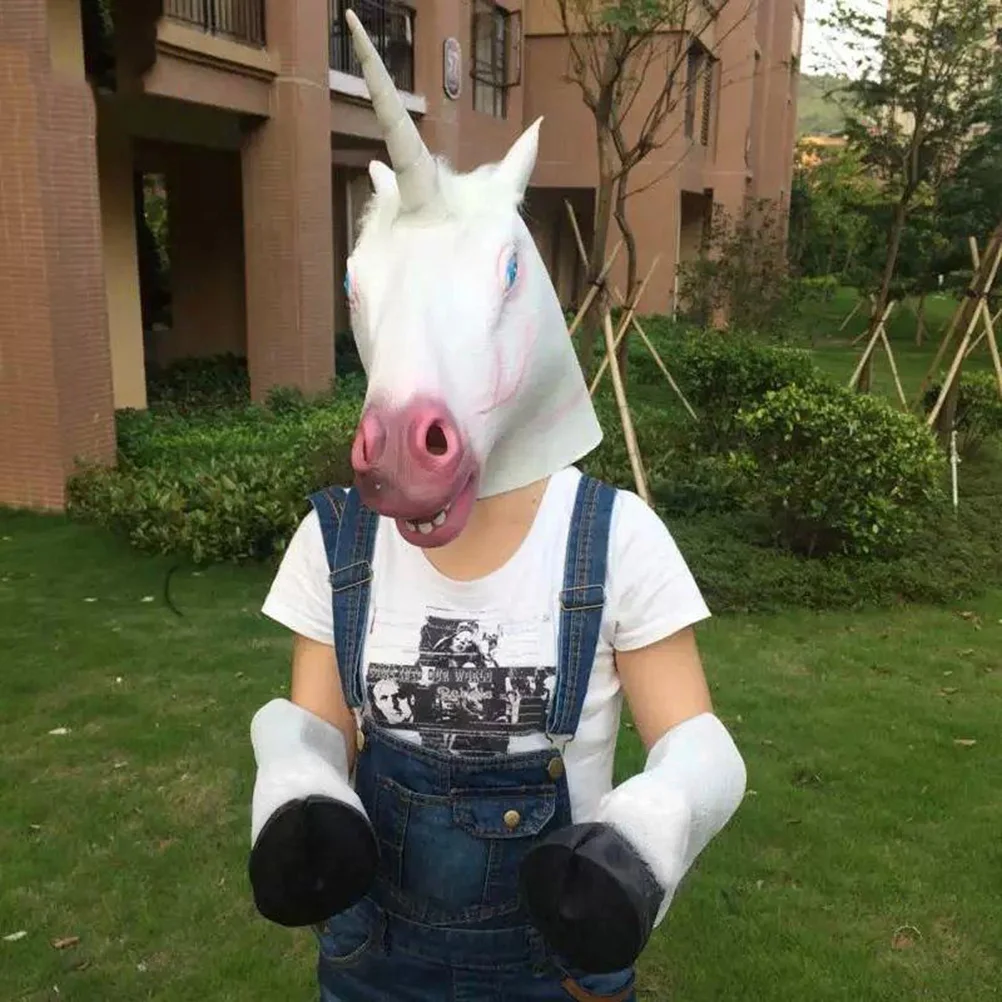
[{"xmin": 345, "ymin": 8, "xmax": 438, "ymax": 212}]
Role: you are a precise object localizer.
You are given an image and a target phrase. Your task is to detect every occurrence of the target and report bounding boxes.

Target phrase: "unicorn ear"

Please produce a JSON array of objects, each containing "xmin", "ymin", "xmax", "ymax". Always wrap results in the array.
[
  {"xmin": 368, "ymin": 160, "xmax": 398, "ymax": 197},
  {"xmin": 496, "ymin": 117, "xmax": 542, "ymax": 198}
]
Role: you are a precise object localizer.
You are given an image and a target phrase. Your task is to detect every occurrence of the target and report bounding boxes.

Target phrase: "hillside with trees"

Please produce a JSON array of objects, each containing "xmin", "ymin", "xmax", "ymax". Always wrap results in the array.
[{"xmin": 797, "ymin": 73, "xmax": 849, "ymax": 136}]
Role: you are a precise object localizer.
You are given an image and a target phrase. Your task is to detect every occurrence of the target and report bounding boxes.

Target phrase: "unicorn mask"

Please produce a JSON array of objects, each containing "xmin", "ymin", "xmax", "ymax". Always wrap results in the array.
[{"xmin": 343, "ymin": 10, "xmax": 603, "ymax": 549}]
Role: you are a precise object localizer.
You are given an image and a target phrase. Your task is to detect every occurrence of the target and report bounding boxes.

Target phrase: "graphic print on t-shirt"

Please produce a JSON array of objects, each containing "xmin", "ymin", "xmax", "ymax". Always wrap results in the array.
[{"xmin": 366, "ymin": 612, "xmax": 556, "ymax": 754}]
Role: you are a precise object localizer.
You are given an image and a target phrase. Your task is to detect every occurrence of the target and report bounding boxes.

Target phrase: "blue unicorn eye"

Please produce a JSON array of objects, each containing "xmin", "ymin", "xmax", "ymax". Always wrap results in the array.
[
  {"xmin": 343, "ymin": 270, "xmax": 352, "ymax": 297},
  {"xmin": 504, "ymin": 253, "xmax": 518, "ymax": 292}
]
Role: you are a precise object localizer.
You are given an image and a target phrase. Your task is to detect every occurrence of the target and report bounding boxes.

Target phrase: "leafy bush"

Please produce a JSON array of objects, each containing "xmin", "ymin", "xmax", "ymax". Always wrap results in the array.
[
  {"xmin": 669, "ymin": 332, "xmax": 824, "ymax": 449},
  {"xmin": 69, "ymin": 377, "xmax": 365, "ymax": 564},
  {"xmin": 735, "ymin": 382, "xmax": 946, "ymax": 557},
  {"xmin": 921, "ymin": 370, "xmax": 1002, "ymax": 457}
]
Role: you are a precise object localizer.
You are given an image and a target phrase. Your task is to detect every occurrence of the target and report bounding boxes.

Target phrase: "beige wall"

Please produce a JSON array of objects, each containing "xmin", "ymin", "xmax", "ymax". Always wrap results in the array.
[
  {"xmin": 46, "ymin": 0, "xmax": 84, "ymax": 76},
  {"xmin": 96, "ymin": 112, "xmax": 147, "ymax": 410}
]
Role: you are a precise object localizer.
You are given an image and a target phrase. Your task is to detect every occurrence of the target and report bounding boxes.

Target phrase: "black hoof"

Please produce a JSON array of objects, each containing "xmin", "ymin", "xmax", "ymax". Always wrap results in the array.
[
  {"xmin": 519, "ymin": 822, "xmax": 661, "ymax": 973},
  {"xmin": 249, "ymin": 795, "xmax": 378, "ymax": 927}
]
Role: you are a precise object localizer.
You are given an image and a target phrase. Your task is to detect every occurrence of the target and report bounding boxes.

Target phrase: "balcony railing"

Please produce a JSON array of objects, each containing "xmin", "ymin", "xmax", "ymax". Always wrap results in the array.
[
  {"xmin": 329, "ymin": 0, "xmax": 415, "ymax": 93},
  {"xmin": 165, "ymin": 0, "xmax": 267, "ymax": 47}
]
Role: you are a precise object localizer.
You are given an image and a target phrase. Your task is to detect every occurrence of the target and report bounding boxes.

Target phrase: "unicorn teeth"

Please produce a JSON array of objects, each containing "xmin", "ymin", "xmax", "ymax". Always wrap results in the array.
[{"xmin": 405, "ymin": 505, "xmax": 449, "ymax": 535}]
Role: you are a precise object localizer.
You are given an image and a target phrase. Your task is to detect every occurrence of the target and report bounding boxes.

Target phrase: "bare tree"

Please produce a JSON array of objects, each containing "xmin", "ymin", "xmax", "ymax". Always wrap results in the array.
[{"xmin": 554, "ymin": 0, "xmax": 752, "ymax": 368}]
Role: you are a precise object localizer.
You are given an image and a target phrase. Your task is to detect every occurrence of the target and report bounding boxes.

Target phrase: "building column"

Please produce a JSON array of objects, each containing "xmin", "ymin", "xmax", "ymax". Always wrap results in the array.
[
  {"xmin": 242, "ymin": 0, "xmax": 334, "ymax": 400},
  {"xmin": 97, "ymin": 104, "xmax": 147, "ymax": 409},
  {"xmin": 0, "ymin": 0, "xmax": 115, "ymax": 510}
]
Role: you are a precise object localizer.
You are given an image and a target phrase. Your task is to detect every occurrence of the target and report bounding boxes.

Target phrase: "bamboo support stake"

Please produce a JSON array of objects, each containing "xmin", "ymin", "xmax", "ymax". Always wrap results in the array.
[
  {"xmin": 566, "ymin": 241, "xmax": 623, "ymax": 338},
  {"xmin": 630, "ymin": 316, "xmax": 700, "ymax": 422},
  {"xmin": 914, "ymin": 234, "xmax": 1002, "ymax": 410},
  {"xmin": 565, "ymin": 199, "xmax": 590, "ymax": 267},
  {"xmin": 964, "ymin": 306, "xmax": 1002, "ymax": 357},
  {"xmin": 606, "ymin": 283, "xmax": 699, "ymax": 420},
  {"xmin": 927, "ymin": 310, "xmax": 987, "ymax": 427},
  {"xmin": 983, "ymin": 307, "xmax": 1002, "ymax": 397},
  {"xmin": 840, "ymin": 295, "xmax": 866, "ymax": 333},
  {"xmin": 564, "ymin": 198, "xmax": 698, "ymax": 420},
  {"xmin": 602, "ymin": 310, "xmax": 650, "ymax": 504},
  {"xmin": 848, "ymin": 301, "xmax": 895, "ymax": 390},
  {"xmin": 589, "ymin": 256, "xmax": 661, "ymax": 395},
  {"xmin": 878, "ymin": 325, "xmax": 908, "ymax": 408},
  {"xmin": 927, "ymin": 241, "xmax": 1002, "ymax": 425}
]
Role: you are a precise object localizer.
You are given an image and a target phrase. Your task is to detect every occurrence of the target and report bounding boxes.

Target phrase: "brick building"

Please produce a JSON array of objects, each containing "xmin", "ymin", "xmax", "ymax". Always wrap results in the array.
[{"xmin": 0, "ymin": 0, "xmax": 804, "ymax": 511}]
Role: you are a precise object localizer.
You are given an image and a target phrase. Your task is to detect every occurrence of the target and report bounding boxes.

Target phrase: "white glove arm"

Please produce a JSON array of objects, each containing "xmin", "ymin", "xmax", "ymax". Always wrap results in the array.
[
  {"xmin": 248, "ymin": 698, "xmax": 376, "ymax": 927},
  {"xmin": 596, "ymin": 711, "xmax": 747, "ymax": 925},
  {"xmin": 250, "ymin": 697, "xmax": 367, "ymax": 843}
]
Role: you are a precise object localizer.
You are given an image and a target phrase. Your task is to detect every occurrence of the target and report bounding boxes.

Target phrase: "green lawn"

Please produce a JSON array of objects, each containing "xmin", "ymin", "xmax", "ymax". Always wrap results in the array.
[
  {"xmin": 2, "ymin": 509, "xmax": 1000, "ymax": 1001},
  {"xmin": 796, "ymin": 288, "xmax": 996, "ymax": 402}
]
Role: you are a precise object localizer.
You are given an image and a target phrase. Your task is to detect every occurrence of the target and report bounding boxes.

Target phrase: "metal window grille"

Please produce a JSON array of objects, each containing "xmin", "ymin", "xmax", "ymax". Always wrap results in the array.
[
  {"xmin": 700, "ymin": 58, "xmax": 715, "ymax": 147},
  {"xmin": 684, "ymin": 45, "xmax": 701, "ymax": 139},
  {"xmin": 164, "ymin": 0, "xmax": 266, "ymax": 47},
  {"xmin": 329, "ymin": 0, "xmax": 415, "ymax": 93},
  {"xmin": 471, "ymin": 0, "xmax": 521, "ymax": 120}
]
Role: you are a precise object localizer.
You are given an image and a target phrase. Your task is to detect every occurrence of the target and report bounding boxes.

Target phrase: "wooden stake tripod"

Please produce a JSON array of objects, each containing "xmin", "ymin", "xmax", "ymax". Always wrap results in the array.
[
  {"xmin": 564, "ymin": 202, "xmax": 698, "ymax": 420},
  {"xmin": 847, "ymin": 300, "xmax": 907, "ymax": 407},
  {"xmin": 924, "ymin": 235, "xmax": 1002, "ymax": 428}
]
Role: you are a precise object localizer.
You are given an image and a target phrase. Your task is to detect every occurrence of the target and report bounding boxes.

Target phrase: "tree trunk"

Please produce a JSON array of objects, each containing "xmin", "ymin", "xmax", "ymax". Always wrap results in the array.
[
  {"xmin": 915, "ymin": 290, "xmax": 927, "ymax": 346},
  {"xmin": 858, "ymin": 197, "xmax": 908, "ymax": 394},
  {"xmin": 582, "ymin": 128, "xmax": 618, "ymax": 375},
  {"xmin": 613, "ymin": 168, "xmax": 638, "ymax": 385}
]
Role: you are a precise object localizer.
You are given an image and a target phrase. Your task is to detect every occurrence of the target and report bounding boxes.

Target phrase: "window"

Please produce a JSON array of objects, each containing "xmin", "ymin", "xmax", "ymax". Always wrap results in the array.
[
  {"xmin": 684, "ymin": 44, "xmax": 701, "ymax": 139},
  {"xmin": 700, "ymin": 57, "xmax": 716, "ymax": 147},
  {"xmin": 472, "ymin": 0, "xmax": 521, "ymax": 118}
]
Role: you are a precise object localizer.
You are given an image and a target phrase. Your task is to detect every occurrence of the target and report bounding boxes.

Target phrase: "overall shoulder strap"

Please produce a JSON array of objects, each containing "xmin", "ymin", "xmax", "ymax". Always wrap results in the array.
[
  {"xmin": 547, "ymin": 474, "xmax": 618, "ymax": 738},
  {"xmin": 307, "ymin": 486, "xmax": 379, "ymax": 710}
]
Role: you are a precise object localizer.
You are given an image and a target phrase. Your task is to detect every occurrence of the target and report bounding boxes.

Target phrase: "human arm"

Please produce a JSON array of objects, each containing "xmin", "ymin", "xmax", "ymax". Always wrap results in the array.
[
  {"xmin": 519, "ymin": 495, "xmax": 746, "ymax": 973},
  {"xmin": 248, "ymin": 514, "xmax": 379, "ymax": 928}
]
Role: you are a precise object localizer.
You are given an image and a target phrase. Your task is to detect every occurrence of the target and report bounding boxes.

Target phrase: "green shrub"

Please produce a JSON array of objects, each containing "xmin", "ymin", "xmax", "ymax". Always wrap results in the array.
[
  {"xmin": 921, "ymin": 370, "xmax": 1002, "ymax": 457},
  {"xmin": 670, "ymin": 332, "xmax": 824, "ymax": 448},
  {"xmin": 69, "ymin": 378, "xmax": 365, "ymax": 564},
  {"xmin": 735, "ymin": 382, "xmax": 946, "ymax": 557}
]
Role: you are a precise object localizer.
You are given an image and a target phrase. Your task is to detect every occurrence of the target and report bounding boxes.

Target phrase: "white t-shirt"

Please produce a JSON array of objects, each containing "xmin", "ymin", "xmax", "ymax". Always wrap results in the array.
[{"xmin": 262, "ymin": 467, "xmax": 710, "ymax": 824}]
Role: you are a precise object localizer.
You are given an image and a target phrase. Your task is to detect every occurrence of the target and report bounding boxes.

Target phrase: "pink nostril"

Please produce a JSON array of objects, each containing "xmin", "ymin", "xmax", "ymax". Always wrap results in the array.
[
  {"xmin": 424, "ymin": 421, "xmax": 449, "ymax": 457},
  {"xmin": 352, "ymin": 410, "xmax": 386, "ymax": 472},
  {"xmin": 410, "ymin": 407, "xmax": 460, "ymax": 468}
]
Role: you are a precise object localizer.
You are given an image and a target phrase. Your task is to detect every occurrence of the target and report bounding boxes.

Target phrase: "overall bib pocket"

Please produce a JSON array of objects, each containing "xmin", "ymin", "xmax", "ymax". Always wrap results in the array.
[{"xmin": 374, "ymin": 775, "xmax": 557, "ymax": 922}]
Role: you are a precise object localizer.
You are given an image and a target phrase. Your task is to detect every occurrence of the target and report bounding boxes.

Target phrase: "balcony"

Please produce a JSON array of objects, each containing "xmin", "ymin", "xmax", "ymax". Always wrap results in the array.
[
  {"xmin": 164, "ymin": 0, "xmax": 267, "ymax": 48},
  {"xmin": 329, "ymin": 0, "xmax": 416, "ymax": 94}
]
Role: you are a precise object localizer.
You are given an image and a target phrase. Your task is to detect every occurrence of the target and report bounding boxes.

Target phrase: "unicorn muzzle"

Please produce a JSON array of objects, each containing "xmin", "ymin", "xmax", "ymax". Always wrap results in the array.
[{"xmin": 351, "ymin": 399, "xmax": 480, "ymax": 546}]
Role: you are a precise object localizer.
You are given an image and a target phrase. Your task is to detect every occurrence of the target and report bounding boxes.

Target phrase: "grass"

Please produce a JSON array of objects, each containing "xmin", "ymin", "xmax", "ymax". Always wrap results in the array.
[
  {"xmin": 2, "ymin": 510, "xmax": 1000, "ymax": 1001},
  {"xmin": 4, "ymin": 296, "xmax": 1001, "ymax": 999},
  {"xmin": 794, "ymin": 287, "xmax": 995, "ymax": 401}
]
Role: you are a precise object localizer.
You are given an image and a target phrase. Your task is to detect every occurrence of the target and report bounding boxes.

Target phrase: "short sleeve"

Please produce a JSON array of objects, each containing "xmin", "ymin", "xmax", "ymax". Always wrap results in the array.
[
  {"xmin": 261, "ymin": 509, "xmax": 336, "ymax": 646},
  {"xmin": 606, "ymin": 489, "xmax": 710, "ymax": 651}
]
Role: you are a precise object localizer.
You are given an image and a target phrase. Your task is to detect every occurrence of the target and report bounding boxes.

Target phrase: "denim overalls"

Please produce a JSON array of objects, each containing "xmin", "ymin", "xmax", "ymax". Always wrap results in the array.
[{"xmin": 307, "ymin": 475, "xmax": 637, "ymax": 1002}]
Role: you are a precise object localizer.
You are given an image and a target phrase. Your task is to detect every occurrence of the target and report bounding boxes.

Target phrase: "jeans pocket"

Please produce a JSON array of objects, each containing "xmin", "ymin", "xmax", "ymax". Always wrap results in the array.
[
  {"xmin": 557, "ymin": 962, "xmax": 636, "ymax": 1002},
  {"xmin": 314, "ymin": 898, "xmax": 383, "ymax": 968}
]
